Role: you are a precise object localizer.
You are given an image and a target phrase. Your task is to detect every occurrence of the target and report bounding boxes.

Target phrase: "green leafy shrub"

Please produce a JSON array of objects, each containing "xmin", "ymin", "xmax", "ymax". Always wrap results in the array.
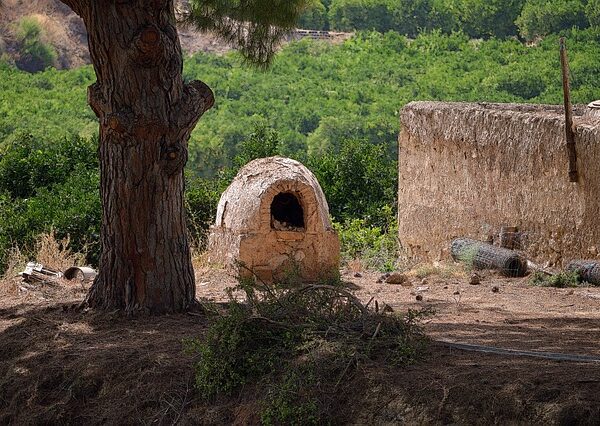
[
  {"xmin": 517, "ymin": 0, "xmax": 589, "ymax": 40},
  {"xmin": 0, "ymin": 168, "xmax": 101, "ymax": 271},
  {"xmin": 261, "ymin": 367, "xmax": 320, "ymax": 425},
  {"xmin": 309, "ymin": 139, "xmax": 397, "ymax": 228},
  {"xmin": 530, "ymin": 271, "xmax": 581, "ymax": 288},
  {"xmin": 0, "ymin": 134, "xmax": 100, "ymax": 271},
  {"xmin": 184, "ymin": 173, "xmax": 224, "ymax": 248},
  {"xmin": 15, "ymin": 16, "xmax": 57, "ymax": 72},
  {"xmin": 0, "ymin": 133, "xmax": 97, "ymax": 199},
  {"xmin": 334, "ymin": 209, "xmax": 398, "ymax": 271},
  {"xmin": 186, "ymin": 278, "xmax": 429, "ymax": 422},
  {"xmin": 449, "ymin": 0, "xmax": 525, "ymax": 39},
  {"xmin": 24, "ymin": 169, "xmax": 101, "ymax": 265},
  {"xmin": 185, "ymin": 301, "xmax": 299, "ymax": 398},
  {"xmin": 232, "ymin": 123, "xmax": 281, "ymax": 170}
]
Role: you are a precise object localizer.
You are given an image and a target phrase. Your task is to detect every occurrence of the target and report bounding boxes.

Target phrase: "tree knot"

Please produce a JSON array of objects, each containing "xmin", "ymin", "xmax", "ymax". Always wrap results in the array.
[
  {"xmin": 161, "ymin": 140, "xmax": 187, "ymax": 176},
  {"xmin": 133, "ymin": 25, "xmax": 164, "ymax": 67}
]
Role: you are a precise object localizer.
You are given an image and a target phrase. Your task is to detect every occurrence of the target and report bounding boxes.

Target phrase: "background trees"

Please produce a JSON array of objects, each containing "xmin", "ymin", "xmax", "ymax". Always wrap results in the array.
[
  {"xmin": 297, "ymin": 0, "xmax": 600, "ymax": 39},
  {"xmin": 2, "ymin": 26, "xmax": 599, "ymax": 273},
  {"xmin": 517, "ymin": 0, "xmax": 589, "ymax": 40}
]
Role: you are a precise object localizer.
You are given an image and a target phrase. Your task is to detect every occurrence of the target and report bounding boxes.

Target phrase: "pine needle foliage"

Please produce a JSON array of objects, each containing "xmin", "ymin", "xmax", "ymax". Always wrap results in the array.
[{"xmin": 183, "ymin": 0, "xmax": 310, "ymax": 67}]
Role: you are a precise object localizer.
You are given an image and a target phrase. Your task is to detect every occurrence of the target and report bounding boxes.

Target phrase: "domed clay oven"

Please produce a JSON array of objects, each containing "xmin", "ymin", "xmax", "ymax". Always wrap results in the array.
[{"xmin": 208, "ymin": 157, "xmax": 340, "ymax": 281}]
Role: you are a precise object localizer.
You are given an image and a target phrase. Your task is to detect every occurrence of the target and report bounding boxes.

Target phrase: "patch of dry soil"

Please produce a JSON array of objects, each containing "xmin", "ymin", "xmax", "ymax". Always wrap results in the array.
[{"xmin": 1, "ymin": 265, "xmax": 599, "ymax": 424}]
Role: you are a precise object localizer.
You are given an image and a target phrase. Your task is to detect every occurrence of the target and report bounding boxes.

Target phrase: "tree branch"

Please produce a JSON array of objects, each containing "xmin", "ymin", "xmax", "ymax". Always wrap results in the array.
[
  {"xmin": 173, "ymin": 80, "xmax": 215, "ymax": 138},
  {"xmin": 183, "ymin": 0, "xmax": 308, "ymax": 67}
]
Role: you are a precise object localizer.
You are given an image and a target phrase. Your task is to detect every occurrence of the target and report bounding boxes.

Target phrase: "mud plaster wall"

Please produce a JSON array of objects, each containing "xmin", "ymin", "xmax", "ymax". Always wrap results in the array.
[{"xmin": 399, "ymin": 101, "xmax": 600, "ymax": 265}]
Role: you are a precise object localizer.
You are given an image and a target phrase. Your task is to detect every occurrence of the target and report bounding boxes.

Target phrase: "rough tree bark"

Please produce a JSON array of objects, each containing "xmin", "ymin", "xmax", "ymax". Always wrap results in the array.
[{"xmin": 64, "ymin": 0, "xmax": 214, "ymax": 314}]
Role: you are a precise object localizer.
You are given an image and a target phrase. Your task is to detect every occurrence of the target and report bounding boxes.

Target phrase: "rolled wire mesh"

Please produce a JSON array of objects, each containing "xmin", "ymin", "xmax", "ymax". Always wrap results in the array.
[
  {"xmin": 451, "ymin": 238, "xmax": 528, "ymax": 277},
  {"xmin": 566, "ymin": 260, "xmax": 600, "ymax": 285}
]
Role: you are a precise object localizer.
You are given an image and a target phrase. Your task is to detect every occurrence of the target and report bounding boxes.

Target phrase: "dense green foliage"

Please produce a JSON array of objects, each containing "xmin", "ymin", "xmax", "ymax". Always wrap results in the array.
[
  {"xmin": 298, "ymin": 0, "xmax": 329, "ymax": 30},
  {"xmin": 517, "ymin": 0, "xmax": 590, "ymax": 40},
  {"xmin": 3, "ymin": 28, "xmax": 600, "ymax": 176},
  {"xmin": 334, "ymin": 213, "xmax": 399, "ymax": 271},
  {"xmin": 0, "ymin": 63, "xmax": 96, "ymax": 142},
  {"xmin": 299, "ymin": 0, "xmax": 600, "ymax": 39},
  {"xmin": 309, "ymin": 139, "xmax": 396, "ymax": 226},
  {"xmin": 588, "ymin": 0, "xmax": 600, "ymax": 26},
  {"xmin": 0, "ymin": 135, "xmax": 100, "ymax": 268},
  {"xmin": 184, "ymin": 29, "xmax": 599, "ymax": 176},
  {"xmin": 1, "ymin": 28, "xmax": 600, "ymax": 271}
]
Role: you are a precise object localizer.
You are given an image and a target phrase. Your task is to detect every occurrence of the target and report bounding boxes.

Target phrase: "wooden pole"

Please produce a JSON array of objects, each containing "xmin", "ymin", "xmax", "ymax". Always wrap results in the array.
[{"xmin": 559, "ymin": 37, "xmax": 579, "ymax": 183}]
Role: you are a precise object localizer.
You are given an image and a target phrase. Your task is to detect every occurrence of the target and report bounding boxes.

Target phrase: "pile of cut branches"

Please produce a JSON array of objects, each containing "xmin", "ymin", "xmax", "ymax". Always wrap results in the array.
[{"xmin": 186, "ymin": 276, "xmax": 431, "ymax": 424}]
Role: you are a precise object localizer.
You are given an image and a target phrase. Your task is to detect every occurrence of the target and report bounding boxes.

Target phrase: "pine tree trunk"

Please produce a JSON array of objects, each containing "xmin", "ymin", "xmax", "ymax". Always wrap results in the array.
[{"xmin": 78, "ymin": 1, "xmax": 213, "ymax": 314}]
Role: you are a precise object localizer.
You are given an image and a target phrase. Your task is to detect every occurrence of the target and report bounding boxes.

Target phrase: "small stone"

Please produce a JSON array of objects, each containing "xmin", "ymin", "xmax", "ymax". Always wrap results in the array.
[
  {"xmin": 354, "ymin": 272, "xmax": 363, "ymax": 278},
  {"xmin": 443, "ymin": 286, "xmax": 448, "ymax": 289},
  {"xmin": 453, "ymin": 290, "xmax": 460, "ymax": 295},
  {"xmin": 492, "ymin": 286, "xmax": 500, "ymax": 293},
  {"xmin": 385, "ymin": 273, "xmax": 407, "ymax": 285},
  {"xmin": 469, "ymin": 273, "xmax": 481, "ymax": 285},
  {"xmin": 416, "ymin": 294, "xmax": 423, "ymax": 301}
]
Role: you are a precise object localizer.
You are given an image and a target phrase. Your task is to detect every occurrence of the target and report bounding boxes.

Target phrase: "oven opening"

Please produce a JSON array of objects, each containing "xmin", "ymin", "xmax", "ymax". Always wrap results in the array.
[{"xmin": 271, "ymin": 192, "xmax": 305, "ymax": 231}]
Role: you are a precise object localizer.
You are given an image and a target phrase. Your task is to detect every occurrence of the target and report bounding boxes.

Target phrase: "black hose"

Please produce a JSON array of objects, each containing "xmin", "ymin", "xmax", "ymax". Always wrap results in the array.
[{"xmin": 437, "ymin": 339, "xmax": 600, "ymax": 363}]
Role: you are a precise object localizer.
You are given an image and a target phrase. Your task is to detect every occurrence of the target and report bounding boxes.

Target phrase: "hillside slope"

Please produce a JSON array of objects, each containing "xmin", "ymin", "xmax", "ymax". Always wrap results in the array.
[{"xmin": 0, "ymin": 0, "xmax": 232, "ymax": 71}]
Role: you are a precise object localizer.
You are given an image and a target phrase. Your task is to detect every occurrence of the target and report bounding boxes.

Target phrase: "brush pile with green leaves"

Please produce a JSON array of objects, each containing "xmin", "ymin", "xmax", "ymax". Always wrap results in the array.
[
  {"xmin": 530, "ymin": 270, "xmax": 582, "ymax": 288},
  {"xmin": 185, "ymin": 277, "xmax": 430, "ymax": 424}
]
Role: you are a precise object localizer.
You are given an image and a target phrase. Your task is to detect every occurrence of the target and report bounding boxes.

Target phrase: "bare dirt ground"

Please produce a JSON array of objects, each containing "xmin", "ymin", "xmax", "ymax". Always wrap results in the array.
[{"xmin": 1, "ymin": 264, "xmax": 600, "ymax": 424}]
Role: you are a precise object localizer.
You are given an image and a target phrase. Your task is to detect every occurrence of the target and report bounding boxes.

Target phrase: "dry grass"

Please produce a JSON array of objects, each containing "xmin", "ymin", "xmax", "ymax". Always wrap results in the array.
[
  {"xmin": 347, "ymin": 258, "xmax": 363, "ymax": 273},
  {"xmin": 191, "ymin": 250, "xmax": 211, "ymax": 272},
  {"xmin": 0, "ymin": 231, "xmax": 87, "ymax": 299},
  {"xmin": 35, "ymin": 230, "xmax": 85, "ymax": 271},
  {"xmin": 408, "ymin": 262, "xmax": 466, "ymax": 280},
  {"xmin": 0, "ymin": 247, "xmax": 26, "ymax": 297}
]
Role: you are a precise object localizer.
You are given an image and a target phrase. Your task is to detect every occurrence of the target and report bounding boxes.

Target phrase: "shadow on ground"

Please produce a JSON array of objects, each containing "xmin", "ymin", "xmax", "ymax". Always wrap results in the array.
[{"xmin": 1, "ymin": 298, "xmax": 600, "ymax": 425}]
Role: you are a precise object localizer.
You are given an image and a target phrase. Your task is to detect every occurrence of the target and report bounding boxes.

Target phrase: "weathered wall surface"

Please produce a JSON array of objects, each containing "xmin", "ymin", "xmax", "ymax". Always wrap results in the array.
[
  {"xmin": 399, "ymin": 101, "xmax": 600, "ymax": 265},
  {"xmin": 208, "ymin": 157, "xmax": 340, "ymax": 281}
]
